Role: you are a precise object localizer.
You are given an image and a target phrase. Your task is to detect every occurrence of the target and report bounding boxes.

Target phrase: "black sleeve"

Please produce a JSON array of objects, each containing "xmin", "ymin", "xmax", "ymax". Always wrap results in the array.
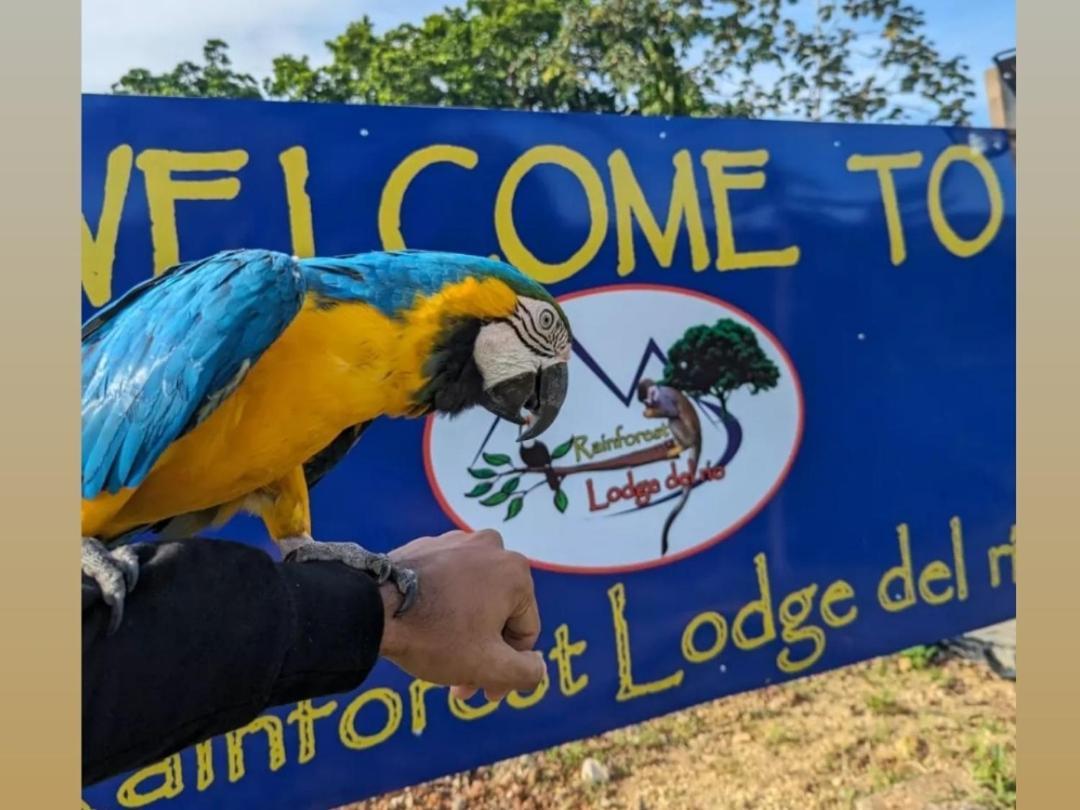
[{"xmin": 82, "ymin": 537, "xmax": 385, "ymax": 788}]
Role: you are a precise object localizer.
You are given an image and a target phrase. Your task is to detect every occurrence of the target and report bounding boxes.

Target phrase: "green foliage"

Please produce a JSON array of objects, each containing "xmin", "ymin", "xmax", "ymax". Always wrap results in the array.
[
  {"xmin": 551, "ymin": 437, "xmax": 575, "ymax": 459},
  {"xmin": 554, "ymin": 488, "xmax": 569, "ymax": 512},
  {"xmin": 662, "ymin": 319, "xmax": 780, "ymax": 413},
  {"xmin": 111, "ymin": 1, "xmax": 975, "ymax": 125},
  {"xmin": 483, "ymin": 452, "xmax": 512, "ymax": 466},
  {"xmin": 899, "ymin": 644, "xmax": 942, "ymax": 670},
  {"xmin": 971, "ymin": 740, "xmax": 1017, "ymax": 809},
  {"xmin": 468, "ymin": 467, "xmax": 496, "ymax": 479},
  {"xmin": 465, "ymin": 481, "xmax": 494, "ymax": 496},
  {"xmin": 111, "ymin": 40, "xmax": 262, "ymax": 99},
  {"xmin": 863, "ymin": 688, "xmax": 907, "ymax": 717},
  {"xmin": 480, "ymin": 489, "xmax": 510, "ymax": 506}
]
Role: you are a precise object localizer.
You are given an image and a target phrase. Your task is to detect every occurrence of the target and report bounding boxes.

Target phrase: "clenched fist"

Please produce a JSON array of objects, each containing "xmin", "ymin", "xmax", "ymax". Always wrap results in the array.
[{"xmin": 378, "ymin": 529, "xmax": 545, "ymax": 702}]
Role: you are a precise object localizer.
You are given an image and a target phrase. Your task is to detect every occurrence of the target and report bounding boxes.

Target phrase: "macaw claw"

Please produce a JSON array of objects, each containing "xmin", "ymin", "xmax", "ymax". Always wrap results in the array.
[
  {"xmin": 285, "ymin": 540, "xmax": 419, "ymax": 617},
  {"xmin": 82, "ymin": 537, "xmax": 141, "ymax": 635}
]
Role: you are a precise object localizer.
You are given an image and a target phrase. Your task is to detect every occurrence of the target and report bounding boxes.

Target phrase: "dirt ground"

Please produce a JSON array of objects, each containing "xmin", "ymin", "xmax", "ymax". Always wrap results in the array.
[{"xmin": 344, "ymin": 648, "xmax": 1015, "ymax": 810}]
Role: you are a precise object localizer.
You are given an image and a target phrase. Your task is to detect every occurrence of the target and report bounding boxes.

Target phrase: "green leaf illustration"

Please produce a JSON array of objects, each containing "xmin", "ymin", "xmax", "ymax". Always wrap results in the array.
[
  {"xmin": 483, "ymin": 452, "xmax": 512, "ymax": 466},
  {"xmin": 480, "ymin": 491, "xmax": 510, "ymax": 507},
  {"xmin": 465, "ymin": 482, "xmax": 494, "ymax": 498},
  {"xmin": 501, "ymin": 477, "xmax": 521, "ymax": 495},
  {"xmin": 468, "ymin": 468, "xmax": 496, "ymax": 479},
  {"xmin": 554, "ymin": 489, "xmax": 569, "ymax": 513},
  {"xmin": 551, "ymin": 437, "xmax": 575, "ymax": 459},
  {"xmin": 506, "ymin": 497, "xmax": 524, "ymax": 520}
]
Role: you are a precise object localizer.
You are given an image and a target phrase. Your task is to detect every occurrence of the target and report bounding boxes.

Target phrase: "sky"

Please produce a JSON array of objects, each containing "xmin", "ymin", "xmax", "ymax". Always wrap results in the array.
[{"xmin": 82, "ymin": 0, "xmax": 1015, "ymax": 126}]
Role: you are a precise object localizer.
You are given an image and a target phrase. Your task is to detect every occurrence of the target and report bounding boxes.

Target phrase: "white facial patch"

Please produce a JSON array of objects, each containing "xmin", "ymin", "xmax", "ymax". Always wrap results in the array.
[
  {"xmin": 474, "ymin": 297, "xmax": 571, "ymax": 389},
  {"xmin": 474, "ymin": 321, "xmax": 537, "ymax": 389}
]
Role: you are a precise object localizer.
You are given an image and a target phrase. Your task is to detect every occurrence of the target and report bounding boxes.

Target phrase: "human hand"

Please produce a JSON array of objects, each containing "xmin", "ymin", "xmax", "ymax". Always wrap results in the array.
[{"xmin": 378, "ymin": 529, "xmax": 545, "ymax": 702}]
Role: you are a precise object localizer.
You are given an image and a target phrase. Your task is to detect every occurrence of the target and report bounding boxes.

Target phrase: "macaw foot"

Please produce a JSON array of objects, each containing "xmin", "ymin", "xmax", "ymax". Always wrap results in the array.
[
  {"xmin": 82, "ymin": 537, "xmax": 141, "ymax": 635},
  {"xmin": 282, "ymin": 537, "xmax": 419, "ymax": 617},
  {"xmin": 666, "ymin": 442, "xmax": 685, "ymax": 459}
]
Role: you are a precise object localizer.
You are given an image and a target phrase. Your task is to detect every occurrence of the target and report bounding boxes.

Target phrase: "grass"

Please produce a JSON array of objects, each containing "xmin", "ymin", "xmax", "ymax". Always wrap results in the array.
[
  {"xmin": 548, "ymin": 740, "xmax": 589, "ymax": 771},
  {"xmin": 971, "ymin": 740, "xmax": 1017, "ymax": 809},
  {"xmin": 763, "ymin": 722, "xmax": 802, "ymax": 750},
  {"xmin": 349, "ymin": 652, "xmax": 1015, "ymax": 810},
  {"xmin": 900, "ymin": 644, "xmax": 944, "ymax": 670},
  {"xmin": 865, "ymin": 688, "xmax": 909, "ymax": 716}
]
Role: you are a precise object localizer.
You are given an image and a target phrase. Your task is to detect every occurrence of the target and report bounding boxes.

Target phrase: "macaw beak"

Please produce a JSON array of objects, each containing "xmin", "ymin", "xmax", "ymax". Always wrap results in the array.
[{"xmin": 481, "ymin": 362, "xmax": 568, "ymax": 441}]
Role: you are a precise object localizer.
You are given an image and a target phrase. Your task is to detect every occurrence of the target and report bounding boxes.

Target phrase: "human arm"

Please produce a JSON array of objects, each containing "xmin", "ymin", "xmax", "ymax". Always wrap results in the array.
[{"xmin": 83, "ymin": 530, "xmax": 545, "ymax": 786}]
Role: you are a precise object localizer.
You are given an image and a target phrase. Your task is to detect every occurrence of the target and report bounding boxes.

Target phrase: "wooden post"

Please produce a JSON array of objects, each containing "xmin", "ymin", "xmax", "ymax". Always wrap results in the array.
[
  {"xmin": 985, "ymin": 67, "xmax": 1008, "ymax": 129},
  {"xmin": 986, "ymin": 50, "xmax": 1016, "ymax": 155}
]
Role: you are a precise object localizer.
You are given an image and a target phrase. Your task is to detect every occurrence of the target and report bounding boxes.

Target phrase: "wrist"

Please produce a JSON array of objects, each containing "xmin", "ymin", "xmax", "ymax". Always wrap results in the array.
[{"xmin": 378, "ymin": 581, "xmax": 405, "ymax": 659}]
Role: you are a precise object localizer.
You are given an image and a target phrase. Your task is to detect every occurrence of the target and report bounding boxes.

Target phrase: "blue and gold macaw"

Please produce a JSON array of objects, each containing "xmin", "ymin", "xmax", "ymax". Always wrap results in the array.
[{"xmin": 82, "ymin": 248, "xmax": 571, "ymax": 630}]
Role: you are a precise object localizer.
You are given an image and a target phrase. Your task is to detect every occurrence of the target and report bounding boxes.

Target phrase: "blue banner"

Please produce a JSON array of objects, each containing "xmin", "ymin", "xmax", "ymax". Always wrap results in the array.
[{"xmin": 81, "ymin": 94, "xmax": 1016, "ymax": 810}]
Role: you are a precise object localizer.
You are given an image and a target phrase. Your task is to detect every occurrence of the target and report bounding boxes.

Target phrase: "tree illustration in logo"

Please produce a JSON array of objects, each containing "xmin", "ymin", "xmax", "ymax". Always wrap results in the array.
[{"xmin": 661, "ymin": 319, "xmax": 780, "ymax": 417}]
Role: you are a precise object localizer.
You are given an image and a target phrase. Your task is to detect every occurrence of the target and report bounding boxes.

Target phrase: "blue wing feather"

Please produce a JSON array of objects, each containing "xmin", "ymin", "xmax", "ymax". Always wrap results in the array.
[{"xmin": 81, "ymin": 249, "xmax": 305, "ymax": 499}]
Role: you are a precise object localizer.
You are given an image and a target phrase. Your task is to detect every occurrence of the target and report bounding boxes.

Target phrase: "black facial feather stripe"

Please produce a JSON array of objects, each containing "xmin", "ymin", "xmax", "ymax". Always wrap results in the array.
[
  {"xmin": 505, "ymin": 301, "xmax": 570, "ymax": 358},
  {"xmin": 507, "ymin": 316, "xmax": 553, "ymax": 357},
  {"xmin": 515, "ymin": 303, "xmax": 550, "ymax": 347},
  {"xmin": 550, "ymin": 322, "xmax": 569, "ymax": 351},
  {"xmin": 519, "ymin": 303, "xmax": 569, "ymax": 357}
]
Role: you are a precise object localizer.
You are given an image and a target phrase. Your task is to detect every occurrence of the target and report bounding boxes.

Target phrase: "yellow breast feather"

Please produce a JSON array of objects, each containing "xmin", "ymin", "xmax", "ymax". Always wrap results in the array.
[{"xmin": 82, "ymin": 278, "xmax": 519, "ymax": 539}]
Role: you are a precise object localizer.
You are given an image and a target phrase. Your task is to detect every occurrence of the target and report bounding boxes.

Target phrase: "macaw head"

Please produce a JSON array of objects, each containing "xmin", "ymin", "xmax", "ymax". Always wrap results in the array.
[
  {"xmin": 410, "ymin": 255, "xmax": 572, "ymax": 441},
  {"xmin": 471, "ymin": 293, "xmax": 571, "ymax": 441}
]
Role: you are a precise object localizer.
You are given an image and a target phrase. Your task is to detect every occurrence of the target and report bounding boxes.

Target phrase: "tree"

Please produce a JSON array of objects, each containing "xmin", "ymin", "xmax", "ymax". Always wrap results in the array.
[
  {"xmin": 661, "ymin": 320, "xmax": 780, "ymax": 415},
  {"xmin": 112, "ymin": 39, "xmax": 262, "ymax": 99},
  {"xmin": 111, "ymin": 0, "xmax": 976, "ymax": 125},
  {"xmin": 264, "ymin": 2, "xmax": 617, "ymax": 112}
]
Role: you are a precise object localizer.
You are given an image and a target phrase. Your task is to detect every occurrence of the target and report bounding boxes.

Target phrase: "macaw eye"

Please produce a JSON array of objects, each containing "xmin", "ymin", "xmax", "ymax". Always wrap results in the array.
[{"xmin": 538, "ymin": 309, "xmax": 555, "ymax": 330}]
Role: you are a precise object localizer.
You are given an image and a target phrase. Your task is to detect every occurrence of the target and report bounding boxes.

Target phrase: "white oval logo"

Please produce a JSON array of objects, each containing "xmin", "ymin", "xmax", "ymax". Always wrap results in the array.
[{"xmin": 423, "ymin": 285, "xmax": 804, "ymax": 573}]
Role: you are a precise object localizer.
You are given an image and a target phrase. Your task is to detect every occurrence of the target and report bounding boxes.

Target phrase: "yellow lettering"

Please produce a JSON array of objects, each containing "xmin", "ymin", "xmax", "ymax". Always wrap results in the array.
[
  {"xmin": 845, "ymin": 152, "xmax": 924, "ymax": 265},
  {"xmin": 195, "ymin": 739, "xmax": 214, "ymax": 791},
  {"xmin": 116, "ymin": 755, "xmax": 183, "ymax": 808},
  {"xmin": 339, "ymin": 688, "xmax": 402, "ymax": 750},
  {"xmin": 927, "ymin": 145, "xmax": 1004, "ymax": 258},
  {"xmin": 379, "ymin": 145, "xmax": 478, "ymax": 250},
  {"xmin": 918, "ymin": 560, "xmax": 955, "ymax": 605},
  {"xmin": 286, "ymin": 698, "xmax": 338, "ymax": 765},
  {"xmin": 820, "ymin": 580, "xmax": 858, "ymax": 627},
  {"xmin": 225, "ymin": 715, "xmax": 286, "ymax": 782},
  {"xmin": 448, "ymin": 691, "xmax": 501, "ymax": 721},
  {"xmin": 777, "ymin": 584, "xmax": 826, "ymax": 674},
  {"xmin": 548, "ymin": 623, "xmax": 589, "ymax": 696},
  {"xmin": 279, "ymin": 146, "xmax": 316, "ymax": 257},
  {"xmin": 732, "ymin": 553, "xmax": 777, "ymax": 650},
  {"xmin": 608, "ymin": 148, "xmax": 709, "ymax": 276},
  {"xmin": 681, "ymin": 611, "xmax": 728, "ymax": 663},
  {"xmin": 700, "ymin": 149, "xmax": 800, "ymax": 271},
  {"xmin": 608, "ymin": 582, "xmax": 684, "ymax": 701},
  {"xmin": 878, "ymin": 524, "xmax": 917, "ymax": 611},
  {"xmin": 989, "ymin": 525, "xmax": 1017, "ymax": 588},
  {"xmin": 507, "ymin": 667, "xmax": 550, "ymax": 709},
  {"xmin": 495, "ymin": 145, "xmax": 608, "ymax": 284},
  {"xmin": 950, "ymin": 516, "xmax": 969, "ymax": 600},
  {"xmin": 82, "ymin": 144, "xmax": 134, "ymax": 306},
  {"xmin": 409, "ymin": 679, "xmax": 440, "ymax": 735},
  {"xmin": 135, "ymin": 148, "xmax": 248, "ymax": 275}
]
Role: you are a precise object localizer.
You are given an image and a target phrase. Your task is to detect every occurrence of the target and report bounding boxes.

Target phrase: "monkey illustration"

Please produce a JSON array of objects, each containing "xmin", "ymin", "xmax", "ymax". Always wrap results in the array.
[{"xmin": 637, "ymin": 378, "xmax": 702, "ymax": 556}]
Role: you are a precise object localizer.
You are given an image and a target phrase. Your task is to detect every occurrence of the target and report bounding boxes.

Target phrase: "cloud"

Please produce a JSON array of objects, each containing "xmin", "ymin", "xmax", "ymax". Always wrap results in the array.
[
  {"xmin": 83, "ymin": 0, "xmax": 1011, "ymax": 127},
  {"xmin": 81, "ymin": 0, "xmax": 446, "ymax": 91}
]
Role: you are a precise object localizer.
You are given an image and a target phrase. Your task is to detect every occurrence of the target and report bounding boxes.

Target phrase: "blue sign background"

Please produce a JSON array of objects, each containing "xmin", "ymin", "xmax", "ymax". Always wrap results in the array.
[{"xmin": 82, "ymin": 94, "xmax": 1015, "ymax": 810}]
